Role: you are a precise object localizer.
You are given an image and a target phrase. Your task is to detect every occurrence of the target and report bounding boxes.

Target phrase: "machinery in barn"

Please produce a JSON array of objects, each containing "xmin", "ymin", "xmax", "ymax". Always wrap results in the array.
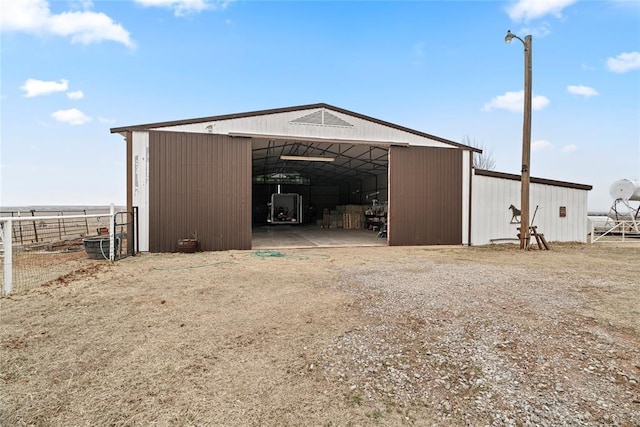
[{"xmin": 267, "ymin": 185, "xmax": 303, "ymax": 225}]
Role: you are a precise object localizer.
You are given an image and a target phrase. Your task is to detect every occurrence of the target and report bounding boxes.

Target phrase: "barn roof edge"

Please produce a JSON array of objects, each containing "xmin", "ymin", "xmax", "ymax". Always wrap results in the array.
[
  {"xmin": 475, "ymin": 168, "xmax": 592, "ymax": 191},
  {"xmin": 110, "ymin": 103, "xmax": 481, "ymax": 152}
]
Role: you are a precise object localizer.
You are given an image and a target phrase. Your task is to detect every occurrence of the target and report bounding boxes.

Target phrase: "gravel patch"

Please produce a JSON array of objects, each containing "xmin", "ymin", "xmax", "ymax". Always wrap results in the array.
[{"xmin": 320, "ymin": 256, "xmax": 640, "ymax": 425}]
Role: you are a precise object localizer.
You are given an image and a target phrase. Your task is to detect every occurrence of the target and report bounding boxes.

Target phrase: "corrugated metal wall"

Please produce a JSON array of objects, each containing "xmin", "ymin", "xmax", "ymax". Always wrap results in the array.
[
  {"xmin": 149, "ymin": 131, "xmax": 252, "ymax": 252},
  {"xmin": 471, "ymin": 172, "xmax": 590, "ymax": 245},
  {"xmin": 388, "ymin": 146, "xmax": 462, "ymax": 245}
]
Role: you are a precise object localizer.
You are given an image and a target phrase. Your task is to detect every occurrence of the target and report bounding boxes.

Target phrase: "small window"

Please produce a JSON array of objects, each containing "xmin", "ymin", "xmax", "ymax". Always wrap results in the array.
[{"xmin": 559, "ymin": 206, "xmax": 567, "ymax": 218}]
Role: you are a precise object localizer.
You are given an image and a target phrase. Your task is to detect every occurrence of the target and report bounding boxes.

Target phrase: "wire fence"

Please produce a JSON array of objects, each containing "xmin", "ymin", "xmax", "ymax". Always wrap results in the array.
[
  {"xmin": 0, "ymin": 209, "xmax": 110, "ymax": 246},
  {"xmin": 1, "ymin": 207, "xmax": 136, "ymax": 295}
]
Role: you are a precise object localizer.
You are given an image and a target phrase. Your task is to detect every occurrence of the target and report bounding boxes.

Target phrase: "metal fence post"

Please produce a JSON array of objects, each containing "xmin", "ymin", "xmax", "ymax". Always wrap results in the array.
[
  {"xmin": 109, "ymin": 204, "xmax": 115, "ymax": 261},
  {"xmin": 83, "ymin": 209, "xmax": 89, "ymax": 235},
  {"xmin": 18, "ymin": 211, "xmax": 24, "ymax": 245},
  {"xmin": 30, "ymin": 210, "xmax": 39, "ymax": 243},
  {"xmin": 58, "ymin": 211, "xmax": 63, "ymax": 240}
]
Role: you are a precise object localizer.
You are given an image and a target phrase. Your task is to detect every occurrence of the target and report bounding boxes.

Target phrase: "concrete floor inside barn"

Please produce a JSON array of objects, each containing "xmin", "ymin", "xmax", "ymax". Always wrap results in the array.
[{"xmin": 252, "ymin": 224, "xmax": 386, "ymax": 249}]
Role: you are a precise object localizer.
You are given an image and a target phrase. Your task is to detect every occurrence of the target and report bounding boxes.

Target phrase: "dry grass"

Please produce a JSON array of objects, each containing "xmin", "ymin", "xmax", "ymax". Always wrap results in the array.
[{"xmin": 1, "ymin": 243, "xmax": 639, "ymax": 425}]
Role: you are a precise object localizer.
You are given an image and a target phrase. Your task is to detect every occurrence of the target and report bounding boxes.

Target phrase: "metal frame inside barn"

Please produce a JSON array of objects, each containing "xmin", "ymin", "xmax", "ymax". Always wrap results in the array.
[{"xmin": 111, "ymin": 103, "xmax": 591, "ymax": 252}]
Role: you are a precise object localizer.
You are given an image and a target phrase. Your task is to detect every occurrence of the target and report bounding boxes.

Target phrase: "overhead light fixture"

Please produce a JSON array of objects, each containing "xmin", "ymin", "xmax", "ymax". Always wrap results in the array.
[
  {"xmin": 280, "ymin": 155, "xmax": 335, "ymax": 162},
  {"xmin": 504, "ymin": 30, "xmax": 523, "ymax": 45}
]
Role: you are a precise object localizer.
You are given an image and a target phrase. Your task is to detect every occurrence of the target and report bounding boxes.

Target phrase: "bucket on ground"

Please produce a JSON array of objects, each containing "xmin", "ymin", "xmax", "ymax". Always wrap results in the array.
[{"xmin": 83, "ymin": 236, "xmax": 119, "ymax": 260}]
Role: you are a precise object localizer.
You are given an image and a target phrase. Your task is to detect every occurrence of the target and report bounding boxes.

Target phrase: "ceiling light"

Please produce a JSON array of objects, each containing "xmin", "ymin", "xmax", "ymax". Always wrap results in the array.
[{"xmin": 280, "ymin": 155, "xmax": 335, "ymax": 162}]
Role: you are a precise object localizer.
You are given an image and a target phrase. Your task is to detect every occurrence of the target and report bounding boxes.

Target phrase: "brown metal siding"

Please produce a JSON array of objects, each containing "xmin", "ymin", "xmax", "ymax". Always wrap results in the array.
[
  {"xmin": 149, "ymin": 131, "xmax": 252, "ymax": 252},
  {"xmin": 388, "ymin": 146, "xmax": 462, "ymax": 245}
]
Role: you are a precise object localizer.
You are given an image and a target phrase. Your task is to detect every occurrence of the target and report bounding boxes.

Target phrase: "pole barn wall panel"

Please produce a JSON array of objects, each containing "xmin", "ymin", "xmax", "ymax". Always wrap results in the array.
[
  {"xmin": 388, "ymin": 146, "xmax": 462, "ymax": 245},
  {"xmin": 470, "ymin": 171, "xmax": 590, "ymax": 245},
  {"xmin": 149, "ymin": 131, "xmax": 252, "ymax": 252}
]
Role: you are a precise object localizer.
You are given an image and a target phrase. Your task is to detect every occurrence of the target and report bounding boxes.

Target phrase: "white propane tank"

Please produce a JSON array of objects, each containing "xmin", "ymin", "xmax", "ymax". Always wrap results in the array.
[{"xmin": 609, "ymin": 179, "xmax": 640, "ymax": 201}]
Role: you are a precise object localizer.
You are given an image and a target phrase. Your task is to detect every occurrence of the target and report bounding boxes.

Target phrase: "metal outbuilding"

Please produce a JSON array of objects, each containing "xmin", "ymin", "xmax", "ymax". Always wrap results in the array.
[
  {"xmin": 471, "ymin": 169, "xmax": 592, "ymax": 245},
  {"xmin": 111, "ymin": 103, "xmax": 591, "ymax": 252}
]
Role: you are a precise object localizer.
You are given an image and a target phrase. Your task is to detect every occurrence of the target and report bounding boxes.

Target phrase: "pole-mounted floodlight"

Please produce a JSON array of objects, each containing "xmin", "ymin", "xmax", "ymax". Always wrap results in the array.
[
  {"xmin": 504, "ymin": 30, "xmax": 522, "ymax": 44},
  {"xmin": 505, "ymin": 30, "xmax": 533, "ymax": 250}
]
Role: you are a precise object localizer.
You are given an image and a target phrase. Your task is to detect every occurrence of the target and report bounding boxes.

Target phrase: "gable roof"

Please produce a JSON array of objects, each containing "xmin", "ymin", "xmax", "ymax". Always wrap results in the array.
[{"xmin": 110, "ymin": 102, "xmax": 481, "ymax": 153}]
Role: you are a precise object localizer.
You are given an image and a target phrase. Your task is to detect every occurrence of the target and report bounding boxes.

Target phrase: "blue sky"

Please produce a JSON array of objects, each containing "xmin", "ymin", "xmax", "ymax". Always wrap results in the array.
[{"xmin": 1, "ymin": 0, "xmax": 639, "ymax": 211}]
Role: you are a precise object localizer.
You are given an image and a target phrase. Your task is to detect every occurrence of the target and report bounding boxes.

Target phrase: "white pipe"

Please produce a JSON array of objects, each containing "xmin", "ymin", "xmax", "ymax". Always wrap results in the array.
[
  {"xmin": 3, "ymin": 219, "xmax": 12, "ymax": 296},
  {"xmin": 0, "ymin": 213, "xmax": 106, "ymax": 222}
]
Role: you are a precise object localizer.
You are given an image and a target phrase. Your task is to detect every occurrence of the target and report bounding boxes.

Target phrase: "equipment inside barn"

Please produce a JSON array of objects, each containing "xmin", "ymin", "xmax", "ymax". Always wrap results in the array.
[{"xmin": 268, "ymin": 193, "xmax": 303, "ymax": 224}]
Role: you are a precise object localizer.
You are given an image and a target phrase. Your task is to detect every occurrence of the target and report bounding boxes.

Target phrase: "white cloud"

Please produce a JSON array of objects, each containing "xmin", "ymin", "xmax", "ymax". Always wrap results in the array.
[
  {"xmin": 567, "ymin": 85, "xmax": 599, "ymax": 97},
  {"xmin": 562, "ymin": 144, "xmax": 578, "ymax": 153},
  {"xmin": 412, "ymin": 41, "xmax": 426, "ymax": 58},
  {"xmin": 70, "ymin": 0, "xmax": 95, "ymax": 11},
  {"xmin": 134, "ymin": 0, "xmax": 232, "ymax": 16},
  {"xmin": 606, "ymin": 51, "xmax": 640, "ymax": 73},
  {"xmin": 506, "ymin": 0, "xmax": 577, "ymax": 22},
  {"xmin": 21, "ymin": 78, "xmax": 69, "ymax": 97},
  {"xmin": 482, "ymin": 90, "xmax": 550, "ymax": 113},
  {"xmin": 98, "ymin": 117, "xmax": 116, "ymax": 124},
  {"xmin": 519, "ymin": 22, "xmax": 552, "ymax": 38},
  {"xmin": 532, "ymin": 140, "xmax": 554, "ymax": 151},
  {"xmin": 0, "ymin": 0, "xmax": 134, "ymax": 48},
  {"xmin": 67, "ymin": 90, "xmax": 84, "ymax": 100},
  {"xmin": 51, "ymin": 108, "xmax": 92, "ymax": 125}
]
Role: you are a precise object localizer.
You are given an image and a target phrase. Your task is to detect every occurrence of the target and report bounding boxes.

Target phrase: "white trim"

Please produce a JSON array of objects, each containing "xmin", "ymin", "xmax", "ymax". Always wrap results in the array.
[
  {"xmin": 228, "ymin": 132, "xmax": 410, "ymax": 147},
  {"xmin": 0, "ymin": 214, "xmax": 106, "ymax": 222},
  {"xmin": 461, "ymin": 151, "xmax": 471, "ymax": 245},
  {"xmin": 2, "ymin": 219, "xmax": 12, "ymax": 296},
  {"xmin": 132, "ymin": 131, "xmax": 150, "ymax": 251}
]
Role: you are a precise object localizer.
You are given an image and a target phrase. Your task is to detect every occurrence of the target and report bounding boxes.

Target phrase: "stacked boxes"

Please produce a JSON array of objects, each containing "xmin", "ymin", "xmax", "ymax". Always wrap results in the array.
[
  {"xmin": 342, "ymin": 205, "xmax": 366, "ymax": 229},
  {"xmin": 320, "ymin": 205, "xmax": 371, "ymax": 229},
  {"xmin": 329, "ymin": 210, "xmax": 343, "ymax": 228},
  {"xmin": 322, "ymin": 208, "xmax": 330, "ymax": 228},
  {"xmin": 342, "ymin": 212, "xmax": 362, "ymax": 229}
]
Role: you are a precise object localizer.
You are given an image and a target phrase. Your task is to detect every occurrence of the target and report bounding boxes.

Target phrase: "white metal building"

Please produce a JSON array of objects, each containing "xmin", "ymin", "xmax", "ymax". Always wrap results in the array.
[{"xmin": 471, "ymin": 169, "xmax": 592, "ymax": 245}]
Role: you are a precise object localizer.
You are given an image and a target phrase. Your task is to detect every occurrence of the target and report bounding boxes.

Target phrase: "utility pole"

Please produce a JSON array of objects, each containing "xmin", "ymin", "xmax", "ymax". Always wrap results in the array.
[{"xmin": 506, "ymin": 30, "xmax": 533, "ymax": 250}]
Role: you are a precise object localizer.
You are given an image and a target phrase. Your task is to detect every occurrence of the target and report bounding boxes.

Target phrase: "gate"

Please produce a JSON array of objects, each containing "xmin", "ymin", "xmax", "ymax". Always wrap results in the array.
[{"xmin": 114, "ymin": 207, "xmax": 138, "ymax": 260}]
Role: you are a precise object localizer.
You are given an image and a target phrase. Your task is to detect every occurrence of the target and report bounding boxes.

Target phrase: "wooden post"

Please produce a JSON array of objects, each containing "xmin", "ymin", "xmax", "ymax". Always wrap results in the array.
[{"xmin": 520, "ymin": 35, "xmax": 532, "ymax": 250}]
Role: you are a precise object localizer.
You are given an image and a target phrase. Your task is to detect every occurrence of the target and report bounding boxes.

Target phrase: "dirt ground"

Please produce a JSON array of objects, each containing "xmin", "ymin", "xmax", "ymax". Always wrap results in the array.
[{"xmin": 1, "ymin": 243, "xmax": 639, "ymax": 426}]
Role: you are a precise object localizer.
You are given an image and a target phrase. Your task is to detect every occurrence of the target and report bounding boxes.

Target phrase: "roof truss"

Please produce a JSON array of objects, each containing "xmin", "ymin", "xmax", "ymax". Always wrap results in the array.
[{"xmin": 252, "ymin": 138, "xmax": 388, "ymax": 186}]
